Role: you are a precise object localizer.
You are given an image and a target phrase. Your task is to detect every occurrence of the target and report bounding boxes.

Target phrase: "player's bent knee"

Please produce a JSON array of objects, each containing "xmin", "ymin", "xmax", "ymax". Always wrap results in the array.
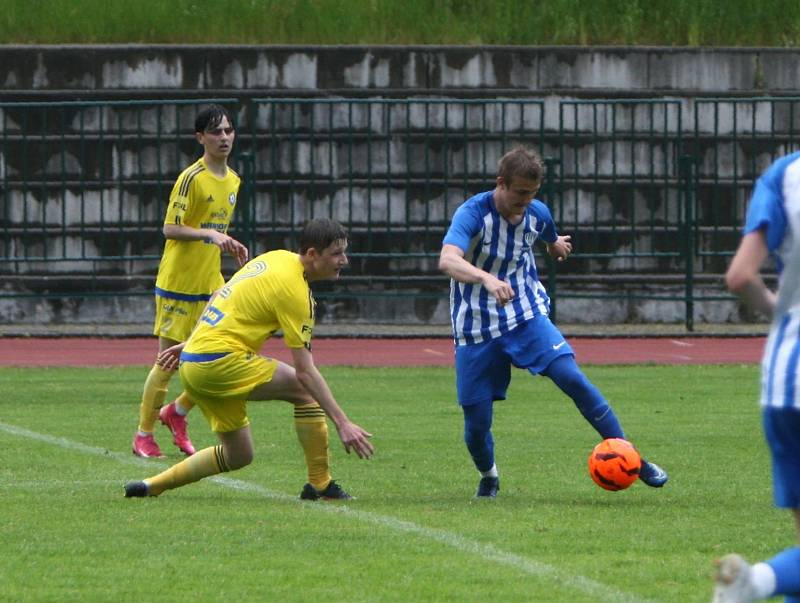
[{"xmin": 225, "ymin": 448, "xmax": 254, "ymax": 470}]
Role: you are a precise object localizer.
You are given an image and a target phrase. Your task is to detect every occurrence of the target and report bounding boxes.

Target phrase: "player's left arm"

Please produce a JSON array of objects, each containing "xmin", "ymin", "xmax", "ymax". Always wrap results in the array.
[
  {"xmin": 538, "ymin": 203, "xmax": 572, "ymax": 262},
  {"xmin": 545, "ymin": 235, "xmax": 572, "ymax": 262},
  {"xmin": 725, "ymin": 229, "xmax": 776, "ymax": 319}
]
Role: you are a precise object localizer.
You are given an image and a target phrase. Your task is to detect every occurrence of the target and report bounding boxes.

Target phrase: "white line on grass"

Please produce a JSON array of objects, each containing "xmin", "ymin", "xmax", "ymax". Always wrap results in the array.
[{"xmin": 0, "ymin": 421, "xmax": 658, "ymax": 603}]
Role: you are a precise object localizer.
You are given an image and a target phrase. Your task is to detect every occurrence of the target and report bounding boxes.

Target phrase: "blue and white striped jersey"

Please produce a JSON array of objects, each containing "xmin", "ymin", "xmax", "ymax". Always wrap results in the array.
[
  {"xmin": 443, "ymin": 190, "xmax": 558, "ymax": 346},
  {"xmin": 744, "ymin": 150, "xmax": 800, "ymax": 409}
]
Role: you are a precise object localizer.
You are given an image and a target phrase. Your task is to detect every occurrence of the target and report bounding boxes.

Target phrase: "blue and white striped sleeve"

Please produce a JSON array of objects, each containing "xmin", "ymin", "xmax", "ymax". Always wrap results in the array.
[
  {"xmin": 744, "ymin": 172, "xmax": 787, "ymax": 253},
  {"xmin": 443, "ymin": 203, "xmax": 482, "ymax": 252}
]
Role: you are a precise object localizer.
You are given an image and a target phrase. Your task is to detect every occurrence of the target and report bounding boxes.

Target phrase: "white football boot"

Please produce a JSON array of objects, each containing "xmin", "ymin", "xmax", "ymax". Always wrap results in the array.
[{"xmin": 712, "ymin": 554, "xmax": 757, "ymax": 603}]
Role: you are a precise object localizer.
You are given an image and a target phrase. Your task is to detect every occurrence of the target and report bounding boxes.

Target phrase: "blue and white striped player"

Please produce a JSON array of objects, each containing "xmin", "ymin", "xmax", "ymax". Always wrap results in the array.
[
  {"xmin": 714, "ymin": 152, "xmax": 800, "ymax": 602},
  {"xmin": 438, "ymin": 146, "xmax": 668, "ymax": 498}
]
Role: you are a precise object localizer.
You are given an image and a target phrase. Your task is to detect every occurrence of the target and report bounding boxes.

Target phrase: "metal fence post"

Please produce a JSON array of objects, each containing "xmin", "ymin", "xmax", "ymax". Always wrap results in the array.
[
  {"xmin": 543, "ymin": 156, "xmax": 561, "ymax": 322},
  {"xmin": 680, "ymin": 154, "xmax": 696, "ymax": 331},
  {"xmin": 238, "ymin": 152, "xmax": 257, "ymax": 253}
]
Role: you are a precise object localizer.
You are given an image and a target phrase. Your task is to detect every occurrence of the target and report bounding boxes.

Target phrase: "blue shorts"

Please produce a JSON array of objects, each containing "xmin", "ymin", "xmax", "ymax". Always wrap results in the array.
[
  {"xmin": 762, "ymin": 406, "xmax": 800, "ymax": 509},
  {"xmin": 454, "ymin": 314, "xmax": 574, "ymax": 406}
]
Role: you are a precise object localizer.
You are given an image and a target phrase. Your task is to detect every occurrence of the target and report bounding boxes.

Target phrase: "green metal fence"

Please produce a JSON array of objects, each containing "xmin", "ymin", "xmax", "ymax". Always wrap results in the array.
[
  {"xmin": 237, "ymin": 98, "xmax": 545, "ymax": 310},
  {"xmin": 241, "ymin": 98, "xmax": 545, "ymax": 251},
  {"xmin": 0, "ymin": 98, "xmax": 238, "ymax": 300},
  {"xmin": 549, "ymin": 99, "xmax": 689, "ymax": 323},
  {"xmin": 691, "ymin": 97, "xmax": 800, "ymax": 271},
  {"xmin": 0, "ymin": 97, "xmax": 793, "ymax": 328}
]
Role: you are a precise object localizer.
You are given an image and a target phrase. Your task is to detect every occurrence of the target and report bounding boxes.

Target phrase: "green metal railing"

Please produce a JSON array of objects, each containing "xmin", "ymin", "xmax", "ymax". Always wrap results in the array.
[
  {"xmin": 1, "ymin": 98, "xmax": 238, "ymax": 299},
  {"xmin": 546, "ymin": 100, "xmax": 692, "ymax": 324},
  {"xmin": 1, "ymin": 97, "xmax": 792, "ymax": 327},
  {"xmin": 692, "ymin": 97, "xmax": 800, "ymax": 270},
  {"xmin": 240, "ymin": 98, "xmax": 545, "ymax": 250},
  {"xmin": 238, "ymin": 98, "xmax": 546, "ymax": 306}
]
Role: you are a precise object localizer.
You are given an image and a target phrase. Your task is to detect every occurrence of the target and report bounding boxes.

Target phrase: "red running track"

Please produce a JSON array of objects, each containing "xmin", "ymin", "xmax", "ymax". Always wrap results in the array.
[{"xmin": 0, "ymin": 336, "xmax": 765, "ymax": 367}]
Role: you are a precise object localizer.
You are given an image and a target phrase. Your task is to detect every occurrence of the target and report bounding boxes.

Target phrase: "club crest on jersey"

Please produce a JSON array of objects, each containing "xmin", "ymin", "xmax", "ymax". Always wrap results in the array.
[
  {"xmin": 524, "ymin": 231, "xmax": 536, "ymax": 245},
  {"xmin": 205, "ymin": 195, "xmax": 214, "ymax": 203},
  {"xmin": 229, "ymin": 192, "xmax": 236, "ymax": 206}
]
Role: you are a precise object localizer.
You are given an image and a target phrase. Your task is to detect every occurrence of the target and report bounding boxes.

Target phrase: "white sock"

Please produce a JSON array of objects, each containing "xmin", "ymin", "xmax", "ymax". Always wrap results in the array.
[
  {"xmin": 174, "ymin": 402, "xmax": 189, "ymax": 416},
  {"xmin": 481, "ymin": 464, "xmax": 498, "ymax": 478},
  {"xmin": 750, "ymin": 562, "xmax": 776, "ymax": 599}
]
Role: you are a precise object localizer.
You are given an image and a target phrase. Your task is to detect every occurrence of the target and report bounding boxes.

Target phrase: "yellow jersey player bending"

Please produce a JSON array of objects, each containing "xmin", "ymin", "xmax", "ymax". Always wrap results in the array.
[
  {"xmin": 132, "ymin": 104, "xmax": 248, "ymax": 459},
  {"xmin": 124, "ymin": 218, "xmax": 374, "ymax": 500}
]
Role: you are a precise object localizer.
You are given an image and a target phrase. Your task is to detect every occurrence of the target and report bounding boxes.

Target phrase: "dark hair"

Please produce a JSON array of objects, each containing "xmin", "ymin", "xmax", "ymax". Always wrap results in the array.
[
  {"xmin": 195, "ymin": 104, "xmax": 235, "ymax": 133},
  {"xmin": 299, "ymin": 218, "xmax": 348, "ymax": 254},
  {"xmin": 497, "ymin": 147, "xmax": 544, "ymax": 184}
]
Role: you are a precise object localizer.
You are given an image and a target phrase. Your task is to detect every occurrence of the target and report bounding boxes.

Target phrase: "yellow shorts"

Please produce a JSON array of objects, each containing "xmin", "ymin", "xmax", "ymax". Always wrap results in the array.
[
  {"xmin": 179, "ymin": 350, "xmax": 278, "ymax": 433},
  {"xmin": 153, "ymin": 295, "xmax": 206, "ymax": 342}
]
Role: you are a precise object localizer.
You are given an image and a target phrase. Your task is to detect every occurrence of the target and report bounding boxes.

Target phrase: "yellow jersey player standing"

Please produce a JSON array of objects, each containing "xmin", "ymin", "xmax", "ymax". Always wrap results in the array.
[
  {"xmin": 124, "ymin": 218, "xmax": 374, "ymax": 500},
  {"xmin": 132, "ymin": 104, "xmax": 249, "ymax": 459}
]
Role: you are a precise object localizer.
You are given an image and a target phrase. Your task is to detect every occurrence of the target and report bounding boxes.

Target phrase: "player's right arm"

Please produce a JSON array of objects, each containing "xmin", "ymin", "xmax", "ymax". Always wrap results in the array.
[
  {"xmin": 156, "ymin": 289, "xmax": 223, "ymax": 370},
  {"xmin": 725, "ymin": 229, "xmax": 776, "ymax": 318},
  {"xmin": 726, "ymin": 166, "xmax": 786, "ymax": 319},
  {"xmin": 290, "ymin": 346, "xmax": 374, "ymax": 459},
  {"xmin": 163, "ymin": 172, "xmax": 249, "ymax": 266},
  {"xmin": 163, "ymin": 224, "xmax": 249, "ymax": 267},
  {"xmin": 438, "ymin": 244, "xmax": 515, "ymax": 306}
]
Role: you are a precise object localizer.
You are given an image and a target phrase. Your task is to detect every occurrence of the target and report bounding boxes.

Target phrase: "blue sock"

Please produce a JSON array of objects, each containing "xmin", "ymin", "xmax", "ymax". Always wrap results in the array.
[
  {"xmin": 542, "ymin": 355, "xmax": 625, "ymax": 440},
  {"xmin": 768, "ymin": 546, "xmax": 800, "ymax": 596},
  {"xmin": 462, "ymin": 400, "xmax": 495, "ymax": 473}
]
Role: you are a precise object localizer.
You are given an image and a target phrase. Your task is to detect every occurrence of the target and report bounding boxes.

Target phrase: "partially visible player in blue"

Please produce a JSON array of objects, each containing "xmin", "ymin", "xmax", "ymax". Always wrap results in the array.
[
  {"xmin": 438, "ymin": 146, "xmax": 668, "ymax": 498},
  {"xmin": 712, "ymin": 151, "xmax": 800, "ymax": 602}
]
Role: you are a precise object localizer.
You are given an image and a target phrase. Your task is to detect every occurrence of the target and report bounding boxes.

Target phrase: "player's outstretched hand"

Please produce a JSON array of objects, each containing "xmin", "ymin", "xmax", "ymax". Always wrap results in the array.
[
  {"xmin": 157, "ymin": 342, "xmax": 185, "ymax": 371},
  {"xmin": 337, "ymin": 421, "xmax": 374, "ymax": 459}
]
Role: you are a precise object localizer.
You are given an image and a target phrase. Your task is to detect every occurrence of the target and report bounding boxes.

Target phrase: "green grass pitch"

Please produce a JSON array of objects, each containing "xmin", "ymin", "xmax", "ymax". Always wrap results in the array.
[{"xmin": 0, "ymin": 364, "xmax": 788, "ymax": 602}]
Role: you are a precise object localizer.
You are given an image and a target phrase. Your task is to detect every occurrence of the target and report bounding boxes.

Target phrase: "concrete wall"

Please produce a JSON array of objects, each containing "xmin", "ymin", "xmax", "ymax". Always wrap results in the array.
[
  {"xmin": 2, "ymin": 45, "xmax": 798, "ymax": 99},
  {"xmin": 3, "ymin": 45, "xmax": 794, "ymax": 327}
]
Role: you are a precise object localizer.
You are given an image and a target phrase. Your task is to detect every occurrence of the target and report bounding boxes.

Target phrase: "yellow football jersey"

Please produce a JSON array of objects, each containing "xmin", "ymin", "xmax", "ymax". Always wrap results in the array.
[
  {"xmin": 155, "ymin": 158, "xmax": 241, "ymax": 298},
  {"xmin": 185, "ymin": 250, "xmax": 315, "ymax": 355}
]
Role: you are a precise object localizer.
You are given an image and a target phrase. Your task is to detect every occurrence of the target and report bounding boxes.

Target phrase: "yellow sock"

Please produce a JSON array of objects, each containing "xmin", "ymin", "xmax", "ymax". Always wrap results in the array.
[
  {"xmin": 138, "ymin": 363, "xmax": 172, "ymax": 432},
  {"xmin": 174, "ymin": 391, "xmax": 195, "ymax": 413},
  {"xmin": 145, "ymin": 445, "xmax": 229, "ymax": 496},
  {"xmin": 293, "ymin": 403, "xmax": 331, "ymax": 491}
]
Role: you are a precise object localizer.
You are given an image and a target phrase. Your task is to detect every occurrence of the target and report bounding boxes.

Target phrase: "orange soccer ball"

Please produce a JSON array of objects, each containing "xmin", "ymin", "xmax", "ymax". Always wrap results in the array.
[{"xmin": 588, "ymin": 438, "xmax": 642, "ymax": 491}]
